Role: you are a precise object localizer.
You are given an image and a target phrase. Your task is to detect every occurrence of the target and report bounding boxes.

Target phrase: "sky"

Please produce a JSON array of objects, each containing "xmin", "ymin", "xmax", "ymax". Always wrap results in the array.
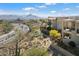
[{"xmin": 0, "ymin": 3, "xmax": 79, "ymax": 17}]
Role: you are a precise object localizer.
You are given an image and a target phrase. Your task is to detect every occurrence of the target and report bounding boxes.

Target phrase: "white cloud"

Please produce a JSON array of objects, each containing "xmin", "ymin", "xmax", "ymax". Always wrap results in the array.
[
  {"xmin": 64, "ymin": 8, "xmax": 70, "ymax": 10},
  {"xmin": 45, "ymin": 3, "xmax": 56, "ymax": 5},
  {"xmin": 45, "ymin": 3, "xmax": 52, "ymax": 5},
  {"xmin": 23, "ymin": 7, "xmax": 38, "ymax": 11},
  {"xmin": 22, "ymin": 7, "xmax": 38, "ymax": 14},
  {"xmin": 50, "ymin": 11, "xmax": 56, "ymax": 13},
  {"xmin": 38, "ymin": 5, "xmax": 47, "ymax": 8}
]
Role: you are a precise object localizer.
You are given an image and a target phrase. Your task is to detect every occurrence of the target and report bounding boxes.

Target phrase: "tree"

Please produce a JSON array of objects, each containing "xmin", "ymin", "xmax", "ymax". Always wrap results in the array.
[{"xmin": 47, "ymin": 19, "xmax": 52, "ymax": 31}]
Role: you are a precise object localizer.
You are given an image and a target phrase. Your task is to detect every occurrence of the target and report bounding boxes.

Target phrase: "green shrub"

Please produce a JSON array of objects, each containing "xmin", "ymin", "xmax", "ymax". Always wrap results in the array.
[
  {"xmin": 2, "ymin": 21, "xmax": 12, "ymax": 33},
  {"xmin": 23, "ymin": 47, "xmax": 49, "ymax": 56}
]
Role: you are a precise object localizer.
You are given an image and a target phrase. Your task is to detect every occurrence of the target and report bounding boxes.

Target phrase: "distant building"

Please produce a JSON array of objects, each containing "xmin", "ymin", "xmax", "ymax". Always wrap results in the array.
[
  {"xmin": 63, "ymin": 19, "xmax": 75, "ymax": 30},
  {"xmin": 75, "ymin": 20, "xmax": 79, "ymax": 33},
  {"xmin": 62, "ymin": 19, "xmax": 79, "ymax": 48}
]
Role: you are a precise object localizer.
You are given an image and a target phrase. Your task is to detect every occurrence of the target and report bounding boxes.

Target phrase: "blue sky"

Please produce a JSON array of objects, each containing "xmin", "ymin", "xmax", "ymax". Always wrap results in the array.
[{"xmin": 0, "ymin": 3, "xmax": 79, "ymax": 17}]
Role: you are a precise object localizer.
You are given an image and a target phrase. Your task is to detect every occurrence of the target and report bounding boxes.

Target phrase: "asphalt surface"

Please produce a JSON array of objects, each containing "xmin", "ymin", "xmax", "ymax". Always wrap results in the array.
[
  {"xmin": 49, "ymin": 44, "xmax": 75, "ymax": 56},
  {"xmin": 0, "ymin": 23, "xmax": 30, "ymax": 46}
]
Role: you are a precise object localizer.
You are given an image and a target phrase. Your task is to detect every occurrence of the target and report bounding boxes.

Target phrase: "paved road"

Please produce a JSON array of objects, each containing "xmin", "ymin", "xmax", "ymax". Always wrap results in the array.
[
  {"xmin": 12, "ymin": 23, "xmax": 29, "ymax": 33},
  {"xmin": 63, "ymin": 31, "xmax": 79, "ymax": 48},
  {"xmin": 0, "ymin": 23, "xmax": 30, "ymax": 46},
  {"xmin": 49, "ymin": 44, "xmax": 75, "ymax": 56}
]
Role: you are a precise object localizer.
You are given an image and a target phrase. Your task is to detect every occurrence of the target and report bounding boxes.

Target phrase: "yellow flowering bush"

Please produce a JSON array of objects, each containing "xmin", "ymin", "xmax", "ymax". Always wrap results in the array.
[{"xmin": 49, "ymin": 29, "xmax": 61, "ymax": 39}]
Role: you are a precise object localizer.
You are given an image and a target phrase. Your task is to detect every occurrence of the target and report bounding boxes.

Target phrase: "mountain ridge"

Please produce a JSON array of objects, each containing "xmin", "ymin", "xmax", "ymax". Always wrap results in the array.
[{"xmin": 0, "ymin": 14, "xmax": 42, "ymax": 20}]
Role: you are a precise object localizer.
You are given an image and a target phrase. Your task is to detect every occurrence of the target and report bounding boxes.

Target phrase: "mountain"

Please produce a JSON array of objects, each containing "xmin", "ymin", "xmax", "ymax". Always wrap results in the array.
[
  {"xmin": 26, "ymin": 14, "xmax": 41, "ymax": 19},
  {"xmin": 0, "ymin": 14, "xmax": 41, "ymax": 20},
  {"xmin": 0, "ymin": 15, "xmax": 20, "ymax": 20}
]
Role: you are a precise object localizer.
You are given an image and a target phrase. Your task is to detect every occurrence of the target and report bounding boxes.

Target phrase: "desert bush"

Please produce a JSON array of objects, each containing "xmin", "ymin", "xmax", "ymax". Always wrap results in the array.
[
  {"xmin": 49, "ymin": 29, "xmax": 61, "ymax": 39},
  {"xmin": 23, "ymin": 47, "xmax": 49, "ymax": 56}
]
